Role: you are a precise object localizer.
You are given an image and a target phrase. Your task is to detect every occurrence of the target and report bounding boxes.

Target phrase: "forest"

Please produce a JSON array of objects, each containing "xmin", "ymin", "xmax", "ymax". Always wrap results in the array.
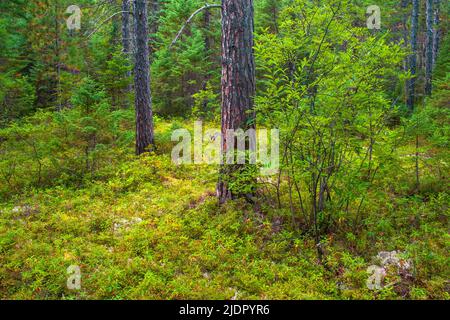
[{"xmin": 0, "ymin": 0, "xmax": 448, "ymax": 300}]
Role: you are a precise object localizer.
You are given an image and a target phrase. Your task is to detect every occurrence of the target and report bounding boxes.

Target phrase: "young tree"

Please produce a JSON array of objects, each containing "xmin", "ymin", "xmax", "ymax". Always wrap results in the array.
[
  {"xmin": 0, "ymin": 0, "xmax": 35, "ymax": 124},
  {"xmin": 255, "ymin": 0, "xmax": 406, "ymax": 251},
  {"xmin": 254, "ymin": 0, "xmax": 285, "ymax": 33},
  {"xmin": 154, "ymin": 1, "xmax": 221, "ymax": 117},
  {"xmin": 133, "ymin": 0, "xmax": 154, "ymax": 155},
  {"xmin": 217, "ymin": 0, "xmax": 256, "ymax": 204}
]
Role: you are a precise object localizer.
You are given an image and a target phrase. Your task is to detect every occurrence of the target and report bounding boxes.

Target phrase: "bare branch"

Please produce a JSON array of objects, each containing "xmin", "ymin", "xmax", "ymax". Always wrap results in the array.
[
  {"xmin": 85, "ymin": 11, "xmax": 133, "ymax": 39},
  {"xmin": 169, "ymin": 3, "xmax": 222, "ymax": 49}
]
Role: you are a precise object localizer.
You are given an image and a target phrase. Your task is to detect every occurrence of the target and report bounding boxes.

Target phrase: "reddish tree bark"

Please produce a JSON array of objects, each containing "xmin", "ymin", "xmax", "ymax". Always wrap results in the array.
[{"xmin": 217, "ymin": 0, "xmax": 256, "ymax": 204}]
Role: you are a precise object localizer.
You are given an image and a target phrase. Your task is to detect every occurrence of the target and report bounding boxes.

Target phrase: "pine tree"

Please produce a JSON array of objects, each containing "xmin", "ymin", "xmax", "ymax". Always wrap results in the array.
[
  {"xmin": 152, "ymin": 0, "xmax": 221, "ymax": 117},
  {"xmin": 134, "ymin": 0, "xmax": 154, "ymax": 155},
  {"xmin": 218, "ymin": 0, "xmax": 256, "ymax": 204}
]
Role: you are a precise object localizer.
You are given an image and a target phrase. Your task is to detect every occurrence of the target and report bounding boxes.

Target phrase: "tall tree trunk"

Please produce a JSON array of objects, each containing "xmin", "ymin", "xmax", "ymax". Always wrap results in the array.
[
  {"xmin": 133, "ymin": 0, "xmax": 154, "ymax": 155},
  {"xmin": 122, "ymin": 0, "xmax": 132, "ymax": 109},
  {"xmin": 425, "ymin": 0, "xmax": 433, "ymax": 95},
  {"xmin": 407, "ymin": 0, "xmax": 419, "ymax": 112},
  {"xmin": 432, "ymin": 0, "xmax": 440, "ymax": 68},
  {"xmin": 217, "ymin": 0, "xmax": 256, "ymax": 204}
]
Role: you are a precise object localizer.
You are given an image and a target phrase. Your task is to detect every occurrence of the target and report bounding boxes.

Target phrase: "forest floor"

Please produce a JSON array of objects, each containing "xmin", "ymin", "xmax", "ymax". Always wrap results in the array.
[{"xmin": 0, "ymin": 121, "xmax": 448, "ymax": 300}]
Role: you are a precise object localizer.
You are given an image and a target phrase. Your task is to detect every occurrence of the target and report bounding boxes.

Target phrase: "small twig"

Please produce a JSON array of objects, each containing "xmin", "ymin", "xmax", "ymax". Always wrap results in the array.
[{"xmin": 169, "ymin": 3, "xmax": 222, "ymax": 49}]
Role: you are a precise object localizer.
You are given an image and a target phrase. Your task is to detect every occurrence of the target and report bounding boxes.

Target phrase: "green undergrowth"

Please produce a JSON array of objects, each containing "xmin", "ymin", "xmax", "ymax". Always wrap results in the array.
[
  {"xmin": 0, "ymin": 149, "xmax": 448, "ymax": 299},
  {"xmin": 0, "ymin": 114, "xmax": 448, "ymax": 300}
]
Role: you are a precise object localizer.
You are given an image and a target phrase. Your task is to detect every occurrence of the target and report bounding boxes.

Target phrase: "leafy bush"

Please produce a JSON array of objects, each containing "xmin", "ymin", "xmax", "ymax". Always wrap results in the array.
[{"xmin": 254, "ymin": 0, "xmax": 407, "ymax": 238}]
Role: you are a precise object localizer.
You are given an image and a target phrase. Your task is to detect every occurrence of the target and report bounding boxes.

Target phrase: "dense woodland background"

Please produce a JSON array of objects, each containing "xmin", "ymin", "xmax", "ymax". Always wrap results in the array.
[{"xmin": 0, "ymin": 0, "xmax": 448, "ymax": 299}]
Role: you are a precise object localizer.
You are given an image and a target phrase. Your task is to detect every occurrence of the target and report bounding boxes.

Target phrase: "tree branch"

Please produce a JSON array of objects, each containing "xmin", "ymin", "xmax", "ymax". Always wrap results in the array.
[
  {"xmin": 169, "ymin": 3, "xmax": 222, "ymax": 49},
  {"xmin": 85, "ymin": 11, "xmax": 133, "ymax": 39}
]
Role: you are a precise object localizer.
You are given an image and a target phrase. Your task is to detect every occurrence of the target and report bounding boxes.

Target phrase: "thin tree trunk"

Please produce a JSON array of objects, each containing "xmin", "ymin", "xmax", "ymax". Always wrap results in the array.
[
  {"xmin": 201, "ymin": 7, "xmax": 212, "ymax": 112},
  {"xmin": 432, "ymin": 0, "xmax": 441, "ymax": 68},
  {"xmin": 148, "ymin": 0, "xmax": 159, "ymax": 59},
  {"xmin": 425, "ymin": 0, "xmax": 433, "ymax": 95},
  {"xmin": 269, "ymin": 0, "xmax": 279, "ymax": 34},
  {"xmin": 415, "ymin": 133, "xmax": 420, "ymax": 190},
  {"xmin": 401, "ymin": 0, "xmax": 409, "ymax": 105},
  {"xmin": 407, "ymin": 0, "xmax": 419, "ymax": 112},
  {"xmin": 122, "ymin": 0, "xmax": 132, "ymax": 109},
  {"xmin": 111, "ymin": 10, "xmax": 120, "ymax": 108},
  {"xmin": 217, "ymin": 0, "xmax": 256, "ymax": 204},
  {"xmin": 55, "ymin": 0, "xmax": 62, "ymax": 111},
  {"xmin": 122, "ymin": 0, "xmax": 131, "ymax": 54},
  {"xmin": 204, "ymin": 6, "xmax": 212, "ymax": 68},
  {"xmin": 133, "ymin": 0, "xmax": 154, "ymax": 155}
]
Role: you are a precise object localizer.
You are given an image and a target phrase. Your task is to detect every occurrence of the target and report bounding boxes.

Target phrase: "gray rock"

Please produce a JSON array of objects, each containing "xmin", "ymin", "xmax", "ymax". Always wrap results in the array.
[{"xmin": 376, "ymin": 250, "xmax": 413, "ymax": 274}]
